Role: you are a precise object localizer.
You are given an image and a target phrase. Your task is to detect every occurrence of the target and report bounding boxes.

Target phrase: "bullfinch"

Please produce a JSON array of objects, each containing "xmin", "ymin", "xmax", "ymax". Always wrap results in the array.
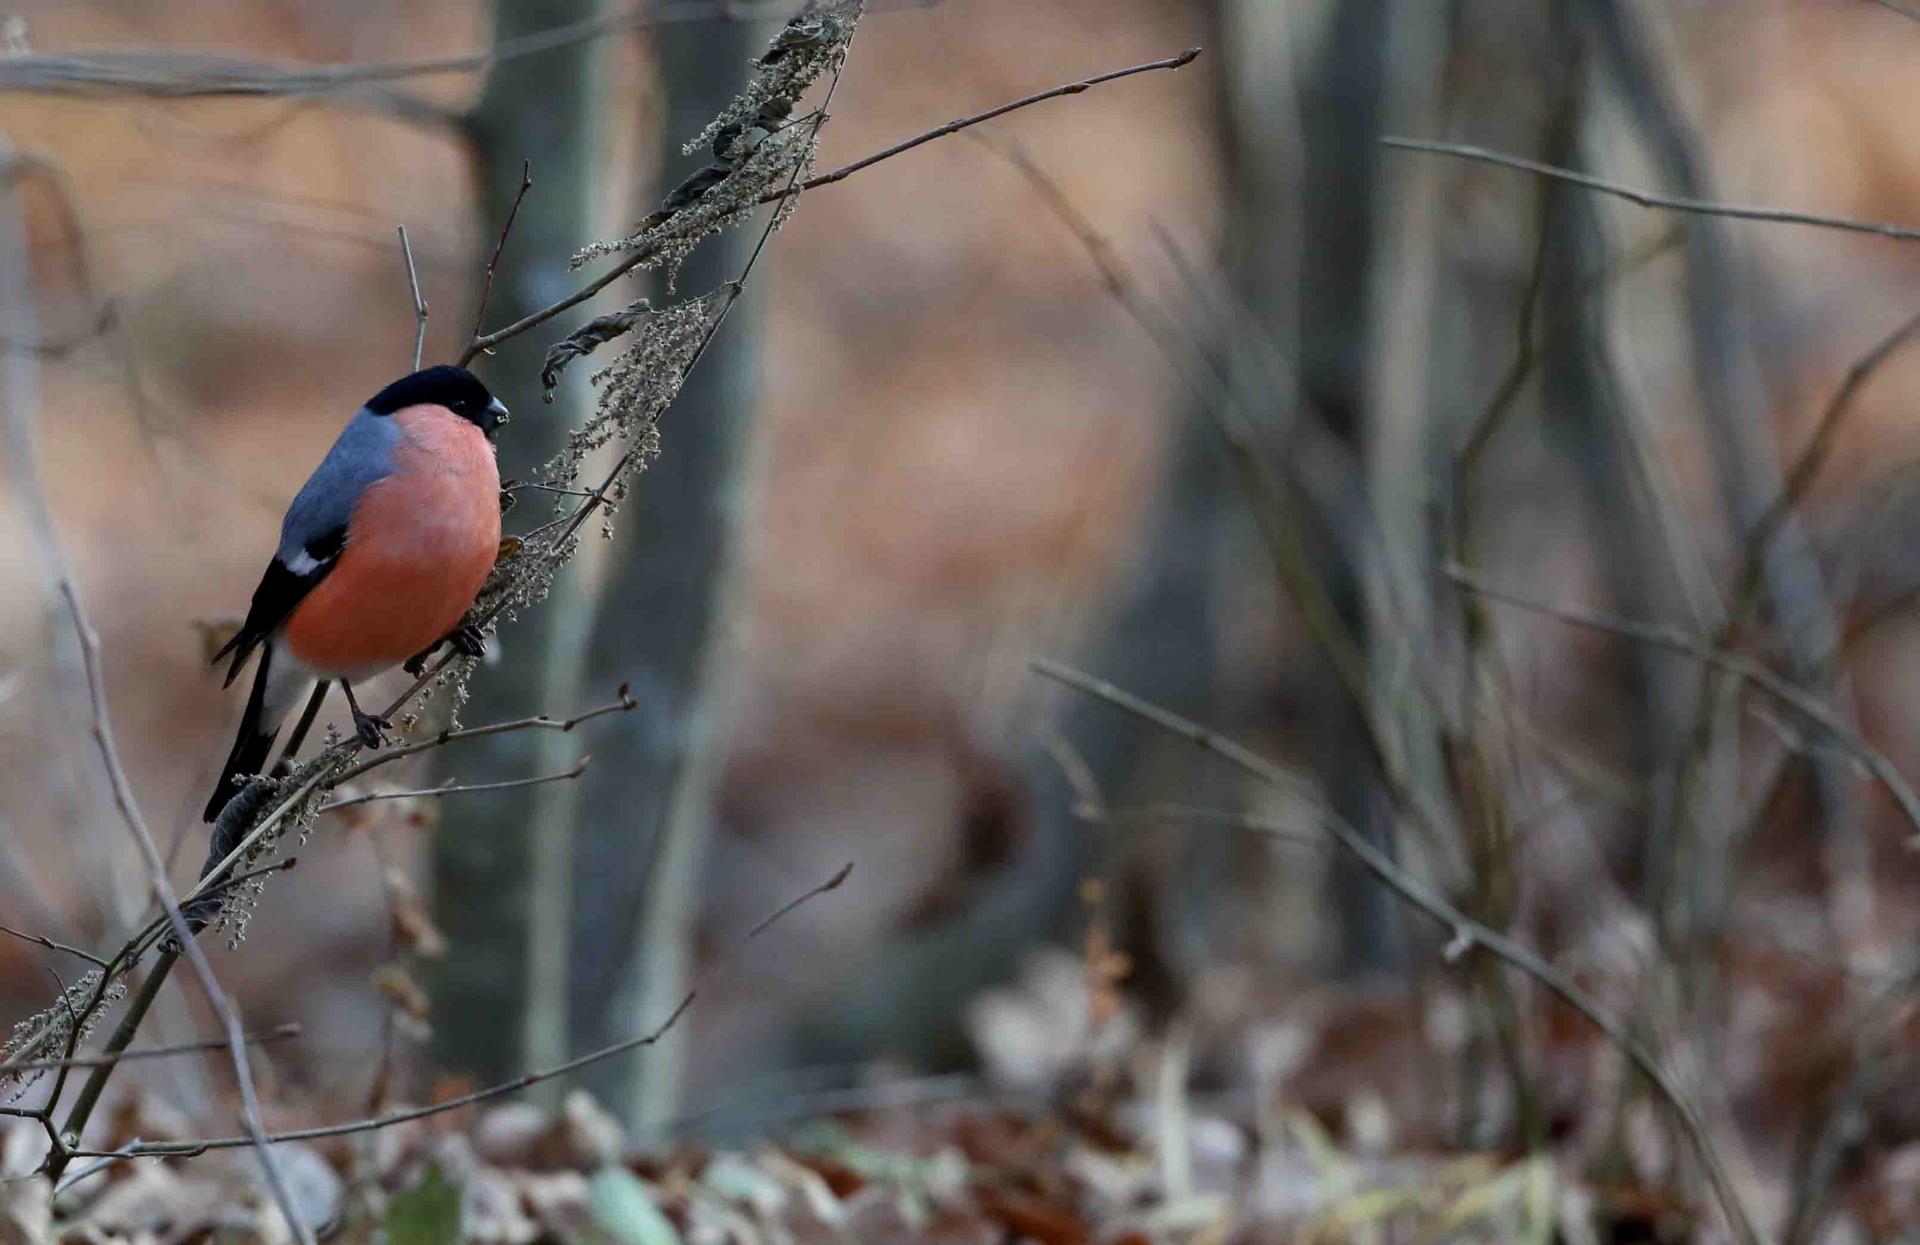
[{"xmin": 204, "ymin": 365, "xmax": 508, "ymax": 822}]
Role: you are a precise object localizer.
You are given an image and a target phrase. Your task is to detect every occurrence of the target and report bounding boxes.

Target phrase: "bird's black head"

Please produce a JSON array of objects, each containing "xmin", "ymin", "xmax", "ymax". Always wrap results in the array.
[{"xmin": 365, "ymin": 365, "xmax": 509, "ymax": 435}]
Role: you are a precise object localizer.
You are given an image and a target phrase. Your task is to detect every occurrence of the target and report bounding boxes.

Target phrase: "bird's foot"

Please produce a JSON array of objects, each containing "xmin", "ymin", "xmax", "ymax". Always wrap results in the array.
[
  {"xmin": 351, "ymin": 707, "xmax": 392, "ymax": 749},
  {"xmin": 449, "ymin": 622, "xmax": 486, "ymax": 659}
]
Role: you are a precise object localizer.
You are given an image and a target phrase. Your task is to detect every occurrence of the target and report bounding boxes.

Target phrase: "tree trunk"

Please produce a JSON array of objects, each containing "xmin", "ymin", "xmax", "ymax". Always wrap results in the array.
[
  {"xmin": 562, "ymin": 12, "xmax": 763, "ymax": 1124},
  {"xmin": 430, "ymin": 0, "xmax": 610, "ymax": 1086}
]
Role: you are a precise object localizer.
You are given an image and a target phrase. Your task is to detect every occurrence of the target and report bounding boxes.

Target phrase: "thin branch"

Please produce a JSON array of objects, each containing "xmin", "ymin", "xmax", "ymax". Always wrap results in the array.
[
  {"xmin": 329, "ymin": 690, "xmax": 636, "ymax": 785},
  {"xmin": 1030, "ymin": 657, "xmax": 1762, "ymax": 1245},
  {"xmin": 319, "ymin": 757, "xmax": 590, "ymax": 814},
  {"xmin": 71, "ymin": 860, "xmax": 852, "ymax": 1158},
  {"xmin": 505, "ymin": 480, "xmax": 597, "ymax": 498},
  {"xmin": 55, "ymin": 581, "xmax": 313, "ymax": 1245},
  {"xmin": 1382, "ymin": 136, "xmax": 1920, "ymax": 244},
  {"xmin": 459, "ymin": 47, "xmax": 1204, "ymax": 364},
  {"xmin": 747, "ymin": 862, "xmax": 852, "ymax": 938},
  {"xmin": 1728, "ymin": 306, "xmax": 1920, "ymax": 614},
  {"xmin": 397, "ymin": 226, "xmax": 428, "ymax": 371},
  {"xmin": 1445, "ymin": 566, "xmax": 1920, "ymax": 842},
  {"xmin": 760, "ymin": 47, "xmax": 1201, "ymax": 201},
  {"xmin": 4, "ymin": 1024, "xmax": 301, "ymax": 1075},
  {"xmin": 1870, "ymin": 0, "xmax": 1920, "ymax": 20},
  {"xmin": 468, "ymin": 161, "xmax": 533, "ymax": 346},
  {"xmin": 0, "ymin": 924, "xmax": 108, "ymax": 970},
  {"xmin": 0, "ymin": 0, "xmax": 797, "ymax": 101},
  {"xmin": 76, "ymin": 993, "xmax": 690, "ymax": 1159}
]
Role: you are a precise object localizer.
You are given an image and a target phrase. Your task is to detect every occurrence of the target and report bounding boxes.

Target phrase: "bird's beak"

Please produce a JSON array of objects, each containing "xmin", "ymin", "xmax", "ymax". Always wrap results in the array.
[{"xmin": 486, "ymin": 397, "xmax": 510, "ymax": 435}]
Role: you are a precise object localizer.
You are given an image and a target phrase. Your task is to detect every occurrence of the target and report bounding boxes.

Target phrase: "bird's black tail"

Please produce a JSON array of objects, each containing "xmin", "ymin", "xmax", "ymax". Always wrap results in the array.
[{"xmin": 203, "ymin": 641, "xmax": 285, "ymax": 822}]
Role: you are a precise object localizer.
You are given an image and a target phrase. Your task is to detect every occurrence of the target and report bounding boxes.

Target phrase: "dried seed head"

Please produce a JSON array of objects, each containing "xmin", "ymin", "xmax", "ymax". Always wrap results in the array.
[
  {"xmin": 1, "ymin": 970, "xmax": 126, "ymax": 1099},
  {"xmin": 569, "ymin": 0, "xmax": 859, "ymax": 286},
  {"xmin": 685, "ymin": 1, "xmax": 862, "ymax": 158}
]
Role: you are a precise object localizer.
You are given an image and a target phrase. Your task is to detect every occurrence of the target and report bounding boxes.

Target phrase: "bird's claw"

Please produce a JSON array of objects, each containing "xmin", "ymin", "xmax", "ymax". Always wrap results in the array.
[
  {"xmin": 402, "ymin": 624, "xmax": 485, "ymax": 677},
  {"xmin": 450, "ymin": 623, "xmax": 486, "ymax": 659},
  {"xmin": 351, "ymin": 708, "xmax": 392, "ymax": 749}
]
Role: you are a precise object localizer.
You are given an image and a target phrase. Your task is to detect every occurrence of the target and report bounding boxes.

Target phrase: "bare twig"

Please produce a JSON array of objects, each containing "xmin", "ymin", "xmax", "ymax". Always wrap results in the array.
[
  {"xmin": 1446, "ymin": 566, "xmax": 1920, "ymax": 842},
  {"xmin": 330, "ymin": 690, "xmax": 636, "ymax": 785},
  {"xmin": 71, "ymin": 860, "xmax": 852, "ymax": 1158},
  {"xmin": 319, "ymin": 757, "xmax": 590, "ymax": 814},
  {"xmin": 1031, "ymin": 656, "xmax": 1762, "ymax": 1245},
  {"xmin": 0, "ymin": 1, "xmax": 795, "ymax": 101},
  {"xmin": 459, "ymin": 47, "xmax": 1205, "ymax": 364},
  {"xmin": 760, "ymin": 48, "xmax": 1201, "ymax": 201},
  {"xmin": 4, "ymin": 1024, "xmax": 301, "ymax": 1075},
  {"xmin": 504, "ymin": 480, "xmax": 597, "ymax": 498},
  {"xmin": 0, "ymin": 923, "xmax": 108, "ymax": 970},
  {"xmin": 397, "ymin": 226, "xmax": 428, "ymax": 370},
  {"xmin": 1729, "ymin": 306, "xmax": 1920, "ymax": 615},
  {"xmin": 180, "ymin": 689, "xmax": 639, "ymax": 928},
  {"xmin": 55, "ymin": 581, "xmax": 313, "ymax": 1245},
  {"xmin": 76, "ymin": 994, "xmax": 692, "ymax": 1159},
  {"xmin": 1383, "ymin": 136, "xmax": 1920, "ymax": 243},
  {"xmin": 468, "ymin": 161, "xmax": 533, "ymax": 347},
  {"xmin": 747, "ymin": 862, "xmax": 852, "ymax": 938}
]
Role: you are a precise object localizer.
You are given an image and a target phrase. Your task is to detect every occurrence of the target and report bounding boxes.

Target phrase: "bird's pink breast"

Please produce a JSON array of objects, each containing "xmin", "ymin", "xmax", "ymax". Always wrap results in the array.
[{"xmin": 282, "ymin": 405, "xmax": 501, "ymax": 678}]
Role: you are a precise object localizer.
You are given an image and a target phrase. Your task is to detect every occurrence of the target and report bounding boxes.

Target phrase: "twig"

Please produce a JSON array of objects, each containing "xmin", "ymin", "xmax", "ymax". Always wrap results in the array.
[
  {"xmin": 77, "ymin": 994, "xmax": 690, "ymax": 1160},
  {"xmin": 329, "ymin": 690, "xmax": 636, "ymax": 785},
  {"xmin": 1445, "ymin": 566, "xmax": 1920, "ymax": 843},
  {"xmin": 1382, "ymin": 136, "xmax": 1920, "ymax": 243},
  {"xmin": 747, "ymin": 862, "xmax": 852, "ymax": 938},
  {"xmin": 0, "ymin": 924, "xmax": 108, "ymax": 970},
  {"xmin": 319, "ymin": 757, "xmax": 590, "ymax": 813},
  {"xmin": 397, "ymin": 226, "xmax": 428, "ymax": 370},
  {"xmin": 71, "ymin": 860, "xmax": 852, "ymax": 1157},
  {"xmin": 1870, "ymin": 0, "xmax": 1920, "ymax": 20},
  {"xmin": 1728, "ymin": 306, "xmax": 1920, "ymax": 615},
  {"xmin": 4, "ymin": 1024, "xmax": 301, "ymax": 1075},
  {"xmin": 458, "ymin": 47, "xmax": 1205, "ymax": 364},
  {"xmin": 54, "ymin": 581, "xmax": 313, "ymax": 1245},
  {"xmin": 759, "ymin": 48, "xmax": 1201, "ymax": 201},
  {"xmin": 468, "ymin": 161, "xmax": 533, "ymax": 349},
  {"xmin": 1030, "ymin": 656, "xmax": 1762, "ymax": 1245},
  {"xmin": 0, "ymin": 0, "xmax": 796, "ymax": 100},
  {"xmin": 505, "ymin": 480, "xmax": 597, "ymax": 498},
  {"xmin": 182, "ymin": 689, "xmax": 638, "ymax": 928}
]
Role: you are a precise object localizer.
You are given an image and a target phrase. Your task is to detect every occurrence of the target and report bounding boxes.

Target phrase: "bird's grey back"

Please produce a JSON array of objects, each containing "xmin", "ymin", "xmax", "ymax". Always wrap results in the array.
[{"xmin": 276, "ymin": 407, "xmax": 402, "ymax": 560}]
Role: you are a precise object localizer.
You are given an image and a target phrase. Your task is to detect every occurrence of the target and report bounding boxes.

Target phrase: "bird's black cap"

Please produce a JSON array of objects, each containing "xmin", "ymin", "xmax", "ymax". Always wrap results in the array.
[{"xmin": 365, "ymin": 365, "xmax": 508, "ymax": 432}]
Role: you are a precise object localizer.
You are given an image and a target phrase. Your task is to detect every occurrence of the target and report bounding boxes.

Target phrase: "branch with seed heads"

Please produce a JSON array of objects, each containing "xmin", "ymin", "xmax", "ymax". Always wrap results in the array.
[{"xmin": 0, "ymin": 11, "xmax": 1205, "ymax": 1209}]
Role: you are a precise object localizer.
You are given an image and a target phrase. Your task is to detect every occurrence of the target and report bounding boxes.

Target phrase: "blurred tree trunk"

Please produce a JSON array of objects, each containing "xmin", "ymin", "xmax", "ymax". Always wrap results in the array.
[
  {"xmin": 562, "ymin": 13, "xmax": 763, "ymax": 1124},
  {"xmin": 430, "ymin": 0, "xmax": 609, "ymax": 1085},
  {"xmin": 1273, "ymin": 0, "xmax": 1405, "ymax": 973}
]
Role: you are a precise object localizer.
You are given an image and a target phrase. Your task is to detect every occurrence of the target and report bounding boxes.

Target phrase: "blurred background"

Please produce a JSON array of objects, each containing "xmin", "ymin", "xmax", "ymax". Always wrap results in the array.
[{"xmin": 8, "ymin": 0, "xmax": 1920, "ymax": 1239}]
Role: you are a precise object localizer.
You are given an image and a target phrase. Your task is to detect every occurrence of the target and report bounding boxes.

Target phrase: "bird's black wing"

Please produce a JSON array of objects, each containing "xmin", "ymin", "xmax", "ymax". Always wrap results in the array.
[{"xmin": 209, "ymin": 526, "xmax": 346, "ymax": 686}]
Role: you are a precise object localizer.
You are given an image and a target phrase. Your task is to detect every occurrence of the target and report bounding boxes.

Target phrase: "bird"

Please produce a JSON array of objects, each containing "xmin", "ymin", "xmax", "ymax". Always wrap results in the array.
[{"xmin": 204, "ymin": 364, "xmax": 508, "ymax": 822}]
